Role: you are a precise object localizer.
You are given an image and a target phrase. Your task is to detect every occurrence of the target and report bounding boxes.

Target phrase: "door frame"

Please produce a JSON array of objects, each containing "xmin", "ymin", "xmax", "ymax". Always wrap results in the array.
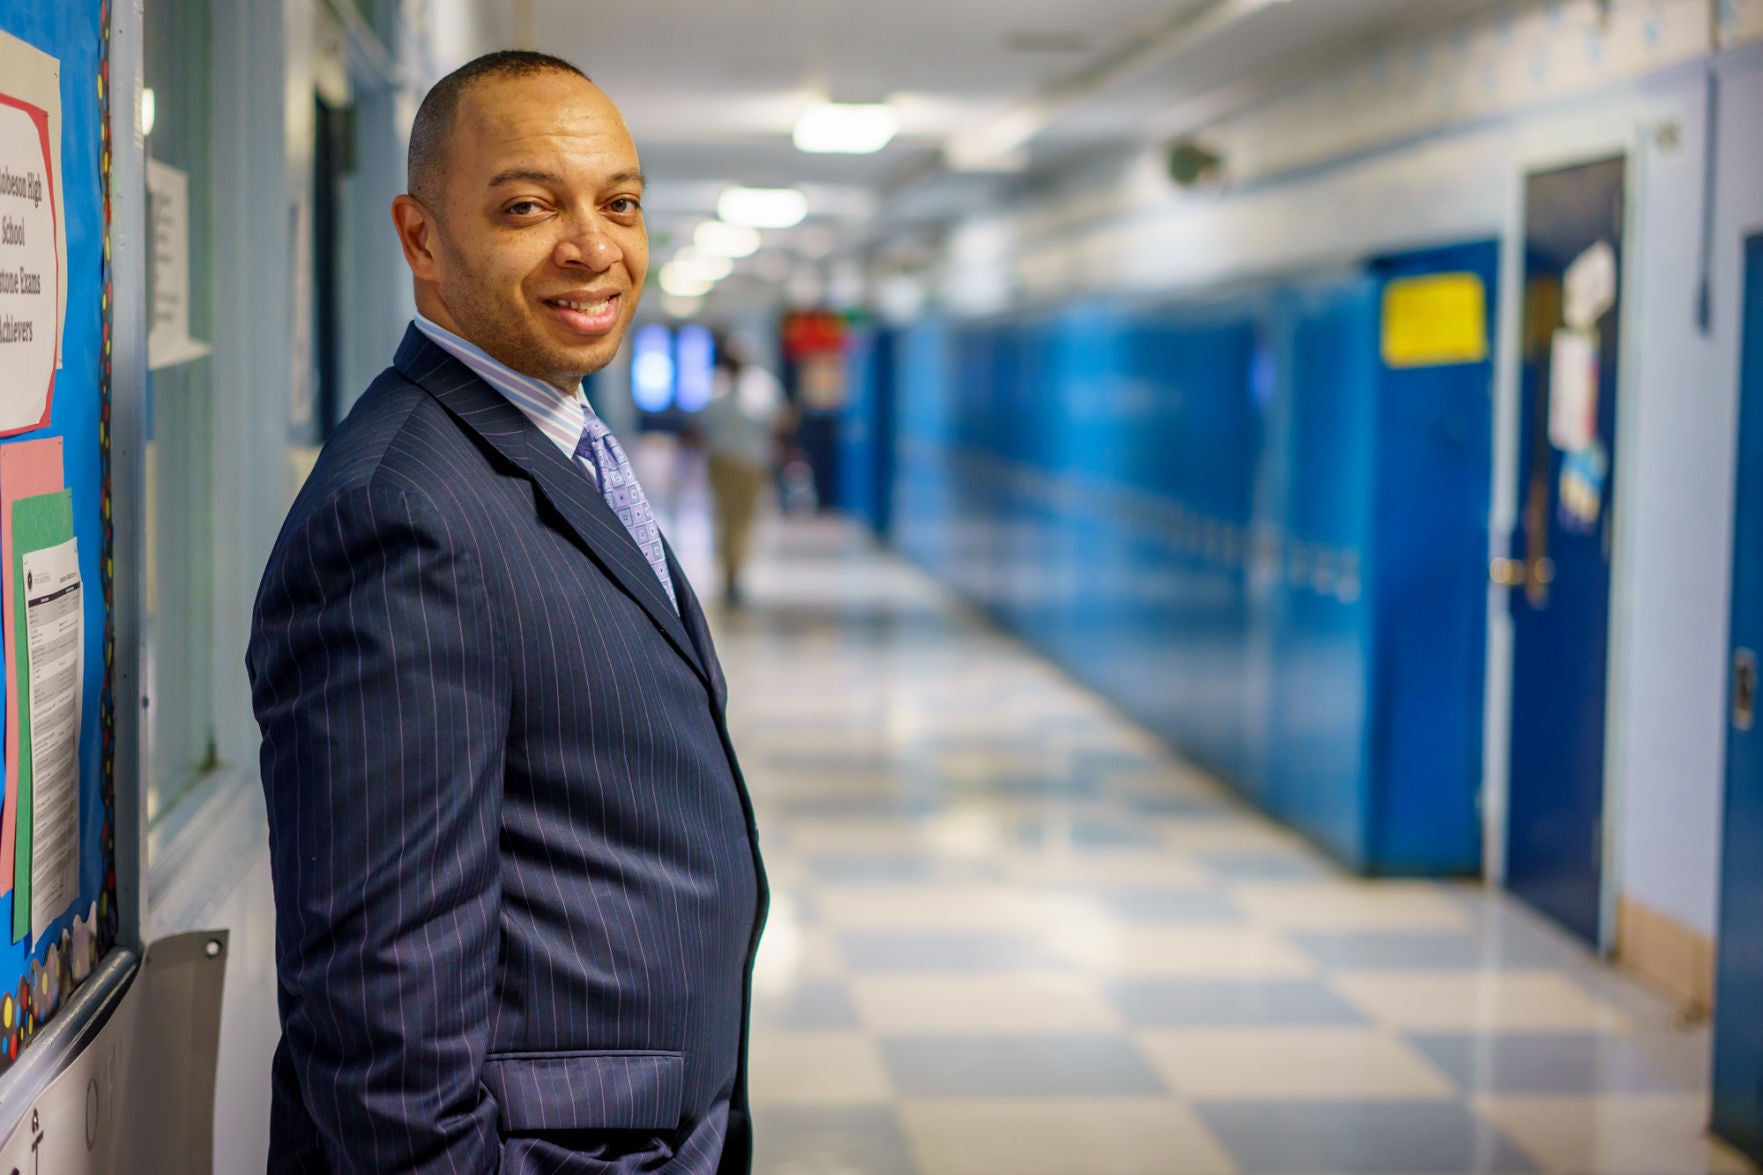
[{"xmin": 1483, "ymin": 133, "xmax": 1646, "ymax": 953}]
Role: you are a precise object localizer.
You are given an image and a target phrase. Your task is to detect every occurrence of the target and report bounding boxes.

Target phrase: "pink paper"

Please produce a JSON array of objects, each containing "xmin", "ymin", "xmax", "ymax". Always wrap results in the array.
[{"xmin": 0, "ymin": 438, "xmax": 64, "ymax": 892}]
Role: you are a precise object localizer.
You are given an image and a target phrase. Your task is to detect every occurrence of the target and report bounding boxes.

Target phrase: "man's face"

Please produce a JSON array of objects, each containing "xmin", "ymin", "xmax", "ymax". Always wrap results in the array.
[{"xmin": 402, "ymin": 73, "xmax": 648, "ymax": 387}]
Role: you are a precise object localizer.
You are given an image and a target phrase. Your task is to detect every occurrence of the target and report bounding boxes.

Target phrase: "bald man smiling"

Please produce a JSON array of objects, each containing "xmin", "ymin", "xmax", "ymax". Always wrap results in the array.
[{"xmin": 248, "ymin": 51, "xmax": 767, "ymax": 1174}]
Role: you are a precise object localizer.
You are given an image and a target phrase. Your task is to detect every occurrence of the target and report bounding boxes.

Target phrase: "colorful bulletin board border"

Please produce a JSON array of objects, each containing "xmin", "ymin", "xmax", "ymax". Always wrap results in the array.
[{"xmin": 0, "ymin": 0, "xmax": 118, "ymax": 1074}]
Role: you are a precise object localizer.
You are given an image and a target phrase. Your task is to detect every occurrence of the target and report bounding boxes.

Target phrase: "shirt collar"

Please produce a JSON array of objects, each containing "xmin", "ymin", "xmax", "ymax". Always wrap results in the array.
[
  {"xmin": 412, "ymin": 312, "xmax": 584, "ymax": 405},
  {"xmin": 412, "ymin": 312, "xmax": 597, "ymax": 468}
]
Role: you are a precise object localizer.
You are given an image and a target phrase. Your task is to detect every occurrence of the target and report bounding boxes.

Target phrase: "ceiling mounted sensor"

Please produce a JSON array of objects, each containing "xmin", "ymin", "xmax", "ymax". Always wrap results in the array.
[
  {"xmin": 793, "ymin": 102, "xmax": 899, "ymax": 155},
  {"xmin": 1167, "ymin": 138, "xmax": 1222, "ymax": 188},
  {"xmin": 717, "ymin": 186, "xmax": 809, "ymax": 230},
  {"xmin": 695, "ymin": 219, "xmax": 762, "ymax": 259}
]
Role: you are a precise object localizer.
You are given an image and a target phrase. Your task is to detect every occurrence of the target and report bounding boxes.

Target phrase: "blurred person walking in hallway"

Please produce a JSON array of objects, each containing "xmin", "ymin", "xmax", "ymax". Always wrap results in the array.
[{"xmin": 700, "ymin": 332, "xmax": 788, "ymax": 606}]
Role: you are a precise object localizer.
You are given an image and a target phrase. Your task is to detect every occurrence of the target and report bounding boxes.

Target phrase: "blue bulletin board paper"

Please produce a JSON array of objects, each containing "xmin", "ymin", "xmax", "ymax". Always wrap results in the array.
[{"xmin": 0, "ymin": 1, "xmax": 112, "ymax": 1068}]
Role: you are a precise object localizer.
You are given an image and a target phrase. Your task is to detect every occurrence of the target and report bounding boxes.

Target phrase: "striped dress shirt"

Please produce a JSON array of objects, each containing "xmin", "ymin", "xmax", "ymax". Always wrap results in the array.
[{"xmin": 413, "ymin": 312, "xmax": 602, "ymax": 484}]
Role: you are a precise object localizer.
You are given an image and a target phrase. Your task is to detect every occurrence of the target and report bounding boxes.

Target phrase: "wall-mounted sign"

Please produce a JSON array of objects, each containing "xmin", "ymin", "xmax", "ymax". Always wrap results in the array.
[
  {"xmin": 146, "ymin": 159, "xmax": 212, "ymax": 370},
  {"xmin": 0, "ymin": 31, "xmax": 62, "ymax": 435}
]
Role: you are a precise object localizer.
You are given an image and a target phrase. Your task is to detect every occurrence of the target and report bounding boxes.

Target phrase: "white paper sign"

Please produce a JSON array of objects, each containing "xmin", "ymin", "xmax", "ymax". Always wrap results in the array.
[
  {"xmin": 1564, "ymin": 240, "xmax": 1617, "ymax": 331},
  {"xmin": 0, "ymin": 92, "xmax": 58, "ymax": 432},
  {"xmin": 23, "ymin": 537, "xmax": 81, "ymax": 939},
  {"xmin": 146, "ymin": 158, "xmax": 212, "ymax": 369},
  {"xmin": 0, "ymin": 31, "xmax": 65, "ymax": 370},
  {"xmin": 1549, "ymin": 328, "xmax": 1599, "ymax": 453}
]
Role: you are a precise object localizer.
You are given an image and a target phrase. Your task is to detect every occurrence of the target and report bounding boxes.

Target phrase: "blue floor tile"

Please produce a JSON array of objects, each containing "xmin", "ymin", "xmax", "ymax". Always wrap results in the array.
[
  {"xmin": 807, "ymin": 854, "xmax": 1001, "ymax": 884},
  {"xmin": 777, "ymin": 795, "xmax": 938, "ymax": 819},
  {"xmin": 1072, "ymin": 749, "xmax": 1170, "ymax": 776},
  {"xmin": 1095, "ymin": 887, "xmax": 1244, "ymax": 924},
  {"xmin": 1106, "ymin": 978, "xmax": 1367, "ymax": 1027},
  {"xmin": 1290, "ymin": 929, "xmax": 1566, "ymax": 971},
  {"xmin": 1407, "ymin": 1032, "xmax": 1713, "ymax": 1095},
  {"xmin": 838, "ymin": 929, "xmax": 1070, "ymax": 972},
  {"xmin": 1199, "ymin": 851, "xmax": 1336, "ymax": 881},
  {"xmin": 1124, "ymin": 794, "xmax": 1234, "ymax": 818},
  {"xmin": 751, "ymin": 1104, "xmax": 918, "ymax": 1175},
  {"xmin": 1197, "ymin": 1101, "xmax": 1539, "ymax": 1174},
  {"xmin": 881, "ymin": 1035, "xmax": 1167, "ymax": 1097},
  {"xmin": 987, "ymin": 772, "xmax": 1104, "ymax": 799},
  {"xmin": 749, "ymin": 979, "xmax": 860, "ymax": 1029},
  {"xmin": 1014, "ymin": 816, "xmax": 1171, "ymax": 851}
]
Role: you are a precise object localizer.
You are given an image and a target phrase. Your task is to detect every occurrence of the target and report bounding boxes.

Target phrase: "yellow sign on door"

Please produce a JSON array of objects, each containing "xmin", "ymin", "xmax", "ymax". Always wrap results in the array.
[{"xmin": 1381, "ymin": 272, "xmax": 1489, "ymax": 368}]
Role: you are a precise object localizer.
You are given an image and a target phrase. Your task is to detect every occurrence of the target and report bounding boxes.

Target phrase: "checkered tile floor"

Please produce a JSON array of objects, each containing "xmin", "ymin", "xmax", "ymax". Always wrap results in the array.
[{"xmin": 669, "ymin": 502, "xmax": 1756, "ymax": 1175}]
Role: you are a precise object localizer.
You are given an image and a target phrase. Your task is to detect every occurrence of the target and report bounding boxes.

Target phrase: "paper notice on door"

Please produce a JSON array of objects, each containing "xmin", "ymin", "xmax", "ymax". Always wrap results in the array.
[
  {"xmin": 22, "ymin": 538, "xmax": 80, "ymax": 940},
  {"xmin": 1563, "ymin": 240, "xmax": 1617, "ymax": 331},
  {"xmin": 1548, "ymin": 328, "xmax": 1599, "ymax": 452}
]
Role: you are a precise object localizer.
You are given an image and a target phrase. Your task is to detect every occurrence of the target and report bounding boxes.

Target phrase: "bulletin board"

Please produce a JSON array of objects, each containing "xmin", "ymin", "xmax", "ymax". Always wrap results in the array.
[{"xmin": 0, "ymin": 0, "xmax": 119, "ymax": 1072}]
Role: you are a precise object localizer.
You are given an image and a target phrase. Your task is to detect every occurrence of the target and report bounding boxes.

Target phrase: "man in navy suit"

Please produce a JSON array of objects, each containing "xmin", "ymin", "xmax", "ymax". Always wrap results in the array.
[{"xmin": 248, "ymin": 51, "xmax": 767, "ymax": 1173}]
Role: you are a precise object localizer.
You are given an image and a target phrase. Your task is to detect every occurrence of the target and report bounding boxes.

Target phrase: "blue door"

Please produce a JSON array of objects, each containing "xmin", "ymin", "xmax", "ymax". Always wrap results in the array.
[
  {"xmin": 1504, "ymin": 157, "xmax": 1626, "ymax": 944},
  {"xmin": 1713, "ymin": 232, "xmax": 1763, "ymax": 1165}
]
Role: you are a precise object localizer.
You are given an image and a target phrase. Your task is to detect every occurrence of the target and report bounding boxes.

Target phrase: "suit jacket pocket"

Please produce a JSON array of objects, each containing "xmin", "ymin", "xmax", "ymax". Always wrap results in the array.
[{"xmin": 484, "ymin": 1050, "xmax": 686, "ymax": 1133}]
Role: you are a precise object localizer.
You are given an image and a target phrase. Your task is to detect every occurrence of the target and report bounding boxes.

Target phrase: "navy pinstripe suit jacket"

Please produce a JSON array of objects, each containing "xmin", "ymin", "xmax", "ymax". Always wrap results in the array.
[{"xmin": 248, "ymin": 327, "xmax": 768, "ymax": 1174}]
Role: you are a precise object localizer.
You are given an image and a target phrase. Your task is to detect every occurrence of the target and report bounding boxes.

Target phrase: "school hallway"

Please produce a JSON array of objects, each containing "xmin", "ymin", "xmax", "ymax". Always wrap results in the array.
[{"xmin": 661, "ymin": 505, "xmax": 1758, "ymax": 1175}]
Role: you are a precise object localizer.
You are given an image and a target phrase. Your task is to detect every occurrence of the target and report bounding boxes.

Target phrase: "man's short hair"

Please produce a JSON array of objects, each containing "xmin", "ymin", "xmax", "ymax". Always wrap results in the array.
[{"xmin": 407, "ymin": 49, "xmax": 590, "ymax": 208}]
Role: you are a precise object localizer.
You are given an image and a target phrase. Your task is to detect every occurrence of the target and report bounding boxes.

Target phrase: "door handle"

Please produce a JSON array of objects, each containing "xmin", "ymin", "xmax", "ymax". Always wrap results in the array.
[
  {"xmin": 1736, "ymin": 649, "xmax": 1757, "ymax": 732},
  {"xmin": 1490, "ymin": 556, "xmax": 1555, "ymax": 593}
]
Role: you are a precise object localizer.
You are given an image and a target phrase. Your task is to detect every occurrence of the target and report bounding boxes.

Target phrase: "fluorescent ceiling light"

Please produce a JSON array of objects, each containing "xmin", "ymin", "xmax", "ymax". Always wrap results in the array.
[
  {"xmin": 669, "ymin": 248, "xmax": 734, "ymax": 284},
  {"xmin": 662, "ymin": 293, "xmax": 704, "ymax": 320},
  {"xmin": 659, "ymin": 265, "xmax": 714, "ymax": 298},
  {"xmin": 718, "ymin": 186, "xmax": 809, "ymax": 230},
  {"xmin": 695, "ymin": 219, "xmax": 762, "ymax": 259},
  {"xmin": 140, "ymin": 87, "xmax": 156, "ymax": 137},
  {"xmin": 793, "ymin": 102, "xmax": 899, "ymax": 155}
]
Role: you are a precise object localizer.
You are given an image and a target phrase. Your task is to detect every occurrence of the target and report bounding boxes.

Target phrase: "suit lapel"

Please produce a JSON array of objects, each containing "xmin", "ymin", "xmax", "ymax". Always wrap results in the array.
[
  {"xmin": 394, "ymin": 327, "xmax": 710, "ymax": 686},
  {"xmin": 665, "ymin": 538, "xmax": 727, "ymax": 708}
]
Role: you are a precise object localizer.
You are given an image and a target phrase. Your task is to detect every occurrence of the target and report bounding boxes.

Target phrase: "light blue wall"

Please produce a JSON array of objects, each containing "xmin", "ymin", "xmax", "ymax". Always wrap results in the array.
[{"xmin": 1613, "ymin": 55, "xmax": 1763, "ymax": 940}]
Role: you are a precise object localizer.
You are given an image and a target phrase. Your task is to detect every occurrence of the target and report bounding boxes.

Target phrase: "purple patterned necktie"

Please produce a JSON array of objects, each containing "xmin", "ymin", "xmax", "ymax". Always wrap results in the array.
[{"xmin": 574, "ymin": 412, "xmax": 678, "ymax": 613}]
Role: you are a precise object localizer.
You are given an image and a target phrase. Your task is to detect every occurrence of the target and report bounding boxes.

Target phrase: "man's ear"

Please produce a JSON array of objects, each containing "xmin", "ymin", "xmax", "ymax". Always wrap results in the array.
[{"xmin": 391, "ymin": 195, "xmax": 442, "ymax": 282}]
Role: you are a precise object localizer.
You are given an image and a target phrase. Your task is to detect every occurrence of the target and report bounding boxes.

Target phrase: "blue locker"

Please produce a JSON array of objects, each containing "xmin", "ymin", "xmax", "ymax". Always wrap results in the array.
[
  {"xmin": 838, "ymin": 327, "xmax": 896, "ymax": 537},
  {"xmin": 1368, "ymin": 242, "xmax": 1499, "ymax": 874},
  {"xmin": 1713, "ymin": 232, "xmax": 1763, "ymax": 1164},
  {"xmin": 1261, "ymin": 276, "xmax": 1381, "ymax": 865},
  {"xmin": 886, "ymin": 241, "xmax": 1496, "ymax": 876}
]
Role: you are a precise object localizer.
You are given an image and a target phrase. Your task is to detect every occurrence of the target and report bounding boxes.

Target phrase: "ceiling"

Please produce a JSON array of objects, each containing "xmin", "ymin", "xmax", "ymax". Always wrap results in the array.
[{"xmin": 527, "ymin": 0, "xmax": 1510, "ymax": 305}]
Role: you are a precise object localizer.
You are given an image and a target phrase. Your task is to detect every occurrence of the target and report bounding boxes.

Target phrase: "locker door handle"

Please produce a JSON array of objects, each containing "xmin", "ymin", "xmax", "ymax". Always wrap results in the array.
[{"xmin": 1736, "ymin": 649, "xmax": 1757, "ymax": 732}]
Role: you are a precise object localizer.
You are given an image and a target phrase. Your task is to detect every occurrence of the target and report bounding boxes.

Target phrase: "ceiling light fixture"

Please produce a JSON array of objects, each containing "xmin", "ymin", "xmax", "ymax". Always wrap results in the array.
[
  {"xmin": 658, "ymin": 265, "xmax": 714, "ymax": 298},
  {"xmin": 792, "ymin": 102, "xmax": 899, "ymax": 155},
  {"xmin": 717, "ymin": 186, "xmax": 809, "ymax": 230},
  {"xmin": 694, "ymin": 219, "xmax": 763, "ymax": 259},
  {"xmin": 669, "ymin": 248, "xmax": 734, "ymax": 284}
]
